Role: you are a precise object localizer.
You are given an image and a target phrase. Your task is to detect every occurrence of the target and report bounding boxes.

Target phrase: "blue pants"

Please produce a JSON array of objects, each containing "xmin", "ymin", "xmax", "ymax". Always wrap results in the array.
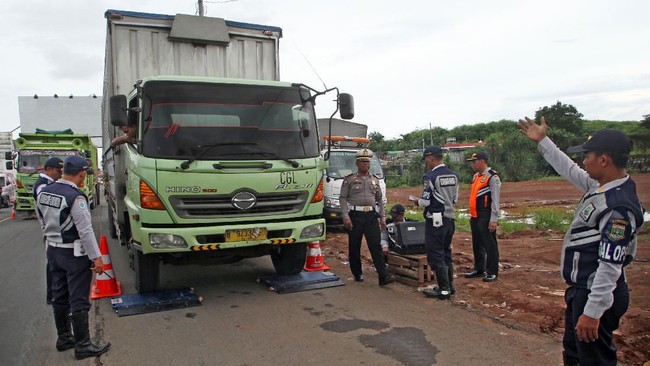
[
  {"xmin": 347, "ymin": 211, "xmax": 388, "ymax": 279},
  {"xmin": 563, "ymin": 284, "xmax": 629, "ymax": 365},
  {"xmin": 424, "ymin": 217, "xmax": 455, "ymax": 268},
  {"xmin": 47, "ymin": 246, "xmax": 93, "ymax": 313}
]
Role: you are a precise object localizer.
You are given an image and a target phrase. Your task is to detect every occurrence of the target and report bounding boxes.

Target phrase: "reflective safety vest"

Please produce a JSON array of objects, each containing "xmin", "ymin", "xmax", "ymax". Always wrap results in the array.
[{"xmin": 469, "ymin": 169, "xmax": 498, "ymax": 218}]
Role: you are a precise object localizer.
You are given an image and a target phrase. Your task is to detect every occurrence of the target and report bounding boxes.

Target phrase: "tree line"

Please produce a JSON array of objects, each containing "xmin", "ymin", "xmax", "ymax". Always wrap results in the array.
[{"xmin": 368, "ymin": 102, "xmax": 650, "ymax": 187}]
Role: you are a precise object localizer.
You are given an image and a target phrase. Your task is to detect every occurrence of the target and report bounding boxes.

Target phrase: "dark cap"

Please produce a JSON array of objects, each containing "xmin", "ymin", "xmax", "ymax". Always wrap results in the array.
[
  {"xmin": 566, "ymin": 129, "xmax": 632, "ymax": 154},
  {"xmin": 356, "ymin": 149, "xmax": 373, "ymax": 162},
  {"xmin": 466, "ymin": 151, "xmax": 488, "ymax": 162},
  {"xmin": 64, "ymin": 155, "xmax": 91, "ymax": 174},
  {"xmin": 44, "ymin": 157, "xmax": 64, "ymax": 169},
  {"xmin": 389, "ymin": 204, "xmax": 405, "ymax": 217},
  {"xmin": 422, "ymin": 145, "xmax": 443, "ymax": 160}
]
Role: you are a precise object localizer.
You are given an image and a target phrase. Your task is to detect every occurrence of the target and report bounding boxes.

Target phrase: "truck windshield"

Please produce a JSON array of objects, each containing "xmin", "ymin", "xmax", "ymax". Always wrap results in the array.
[
  {"xmin": 17, "ymin": 150, "xmax": 77, "ymax": 174},
  {"xmin": 326, "ymin": 151, "xmax": 384, "ymax": 179},
  {"xmin": 141, "ymin": 81, "xmax": 320, "ymax": 160}
]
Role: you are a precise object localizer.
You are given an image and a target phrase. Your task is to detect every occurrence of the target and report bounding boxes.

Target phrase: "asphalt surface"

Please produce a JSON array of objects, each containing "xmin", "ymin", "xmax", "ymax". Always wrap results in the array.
[{"xmin": 0, "ymin": 201, "xmax": 564, "ymax": 365}]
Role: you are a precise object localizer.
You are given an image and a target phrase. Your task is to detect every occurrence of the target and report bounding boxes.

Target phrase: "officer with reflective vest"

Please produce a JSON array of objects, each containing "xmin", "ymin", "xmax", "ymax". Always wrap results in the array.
[
  {"xmin": 34, "ymin": 157, "xmax": 64, "ymax": 305},
  {"xmin": 339, "ymin": 149, "xmax": 394, "ymax": 286},
  {"xmin": 464, "ymin": 151, "xmax": 501, "ymax": 282},
  {"xmin": 409, "ymin": 146, "xmax": 459, "ymax": 300},
  {"xmin": 36, "ymin": 155, "xmax": 111, "ymax": 360},
  {"xmin": 518, "ymin": 117, "xmax": 644, "ymax": 366}
]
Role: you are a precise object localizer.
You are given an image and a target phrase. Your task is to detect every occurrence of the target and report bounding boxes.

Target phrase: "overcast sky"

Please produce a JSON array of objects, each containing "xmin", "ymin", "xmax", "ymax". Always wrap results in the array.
[{"xmin": 1, "ymin": 0, "xmax": 648, "ymax": 139}]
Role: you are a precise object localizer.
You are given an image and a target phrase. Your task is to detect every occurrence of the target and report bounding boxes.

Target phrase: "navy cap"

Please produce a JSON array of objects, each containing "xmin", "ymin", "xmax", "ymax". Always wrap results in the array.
[
  {"xmin": 389, "ymin": 204, "xmax": 405, "ymax": 217},
  {"xmin": 466, "ymin": 151, "xmax": 488, "ymax": 162},
  {"xmin": 422, "ymin": 145, "xmax": 442, "ymax": 160},
  {"xmin": 566, "ymin": 129, "xmax": 632, "ymax": 154},
  {"xmin": 64, "ymin": 155, "xmax": 90, "ymax": 174},
  {"xmin": 44, "ymin": 157, "xmax": 64, "ymax": 169}
]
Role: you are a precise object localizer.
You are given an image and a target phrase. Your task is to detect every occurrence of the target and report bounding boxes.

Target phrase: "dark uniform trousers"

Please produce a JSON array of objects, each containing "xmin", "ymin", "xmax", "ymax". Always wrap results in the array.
[
  {"xmin": 469, "ymin": 215, "xmax": 499, "ymax": 276},
  {"xmin": 562, "ymin": 282, "xmax": 629, "ymax": 366},
  {"xmin": 47, "ymin": 246, "xmax": 93, "ymax": 313},
  {"xmin": 348, "ymin": 211, "xmax": 388, "ymax": 279},
  {"xmin": 425, "ymin": 217, "xmax": 455, "ymax": 268}
]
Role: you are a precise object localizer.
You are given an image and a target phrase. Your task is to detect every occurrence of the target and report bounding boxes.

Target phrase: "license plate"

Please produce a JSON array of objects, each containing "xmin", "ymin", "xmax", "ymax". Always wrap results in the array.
[{"xmin": 225, "ymin": 228, "xmax": 268, "ymax": 242}]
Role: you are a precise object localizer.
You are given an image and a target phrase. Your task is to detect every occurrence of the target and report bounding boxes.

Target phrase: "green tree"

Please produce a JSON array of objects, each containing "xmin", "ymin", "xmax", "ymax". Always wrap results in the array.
[
  {"xmin": 641, "ymin": 114, "xmax": 650, "ymax": 129},
  {"xmin": 535, "ymin": 101, "xmax": 584, "ymax": 136}
]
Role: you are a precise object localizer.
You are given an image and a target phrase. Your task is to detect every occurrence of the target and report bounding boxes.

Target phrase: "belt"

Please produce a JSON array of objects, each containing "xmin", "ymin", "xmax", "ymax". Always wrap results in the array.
[
  {"xmin": 46, "ymin": 241, "xmax": 74, "ymax": 248},
  {"xmin": 350, "ymin": 205, "xmax": 375, "ymax": 212}
]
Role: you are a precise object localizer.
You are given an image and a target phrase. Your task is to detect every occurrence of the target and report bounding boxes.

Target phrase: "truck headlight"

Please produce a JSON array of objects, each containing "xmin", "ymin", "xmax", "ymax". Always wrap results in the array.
[
  {"xmin": 300, "ymin": 223, "xmax": 324, "ymax": 239},
  {"xmin": 149, "ymin": 233, "xmax": 187, "ymax": 249},
  {"xmin": 324, "ymin": 198, "xmax": 340, "ymax": 208}
]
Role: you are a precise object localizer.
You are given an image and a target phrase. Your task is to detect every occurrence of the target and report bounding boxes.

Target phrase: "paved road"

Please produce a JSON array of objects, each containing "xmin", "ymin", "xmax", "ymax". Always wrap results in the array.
[{"xmin": 0, "ymin": 202, "xmax": 563, "ymax": 365}]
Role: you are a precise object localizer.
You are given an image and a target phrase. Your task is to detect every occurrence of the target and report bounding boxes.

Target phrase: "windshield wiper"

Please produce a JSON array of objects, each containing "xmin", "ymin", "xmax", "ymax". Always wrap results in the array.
[
  {"xmin": 247, "ymin": 152, "xmax": 301, "ymax": 168},
  {"xmin": 179, "ymin": 142, "xmax": 258, "ymax": 170}
]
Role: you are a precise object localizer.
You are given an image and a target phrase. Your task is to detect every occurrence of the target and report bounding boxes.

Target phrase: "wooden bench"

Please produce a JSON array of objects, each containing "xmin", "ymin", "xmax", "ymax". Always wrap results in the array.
[{"xmin": 386, "ymin": 252, "xmax": 433, "ymax": 286}]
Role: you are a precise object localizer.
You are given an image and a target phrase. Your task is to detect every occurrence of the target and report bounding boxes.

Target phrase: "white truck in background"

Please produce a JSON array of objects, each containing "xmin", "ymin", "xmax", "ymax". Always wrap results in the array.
[
  {"xmin": 317, "ymin": 118, "xmax": 386, "ymax": 226},
  {"xmin": 1, "ymin": 132, "xmax": 16, "ymax": 208}
]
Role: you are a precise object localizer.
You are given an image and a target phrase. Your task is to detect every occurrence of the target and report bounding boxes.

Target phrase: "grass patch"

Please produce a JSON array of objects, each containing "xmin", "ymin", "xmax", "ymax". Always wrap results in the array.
[
  {"xmin": 500, "ymin": 221, "xmax": 530, "ymax": 233},
  {"xmin": 532, "ymin": 207, "xmax": 573, "ymax": 231}
]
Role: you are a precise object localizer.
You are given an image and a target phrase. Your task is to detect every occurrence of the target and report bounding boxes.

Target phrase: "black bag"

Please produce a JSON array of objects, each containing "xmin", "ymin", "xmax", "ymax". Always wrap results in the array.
[{"xmin": 388, "ymin": 221, "xmax": 426, "ymax": 255}]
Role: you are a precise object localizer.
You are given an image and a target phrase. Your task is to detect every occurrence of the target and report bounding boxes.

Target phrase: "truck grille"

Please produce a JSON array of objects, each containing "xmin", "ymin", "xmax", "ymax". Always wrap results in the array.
[{"xmin": 169, "ymin": 191, "xmax": 309, "ymax": 218}]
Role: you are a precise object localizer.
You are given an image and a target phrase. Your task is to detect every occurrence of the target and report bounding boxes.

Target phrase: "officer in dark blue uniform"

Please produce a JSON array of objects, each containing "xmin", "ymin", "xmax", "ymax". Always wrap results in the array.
[
  {"xmin": 409, "ymin": 146, "xmax": 459, "ymax": 300},
  {"xmin": 36, "ymin": 155, "xmax": 111, "ymax": 360},
  {"xmin": 34, "ymin": 157, "xmax": 63, "ymax": 304},
  {"xmin": 518, "ymin": 117, "xmax": 644, "ymax": 366}
]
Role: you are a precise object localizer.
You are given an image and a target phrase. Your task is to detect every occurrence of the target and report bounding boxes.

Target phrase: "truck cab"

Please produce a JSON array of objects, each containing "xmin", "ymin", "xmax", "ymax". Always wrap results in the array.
[{"xmin": 322, "ymin": 146, "xmax": 386, "ymax": 226}]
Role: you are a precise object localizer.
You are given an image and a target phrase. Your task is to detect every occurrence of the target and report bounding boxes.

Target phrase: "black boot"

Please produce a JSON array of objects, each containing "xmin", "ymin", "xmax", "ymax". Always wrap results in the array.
[
  {"xmin": 53, "ymin": 305, "xmax": 75, "ymax": 351},
  {"xmin": 422, "ymin": 266, "xmax": 451, "ymax": 300},
  {"xmin": 70, "ymin": 311, "xmax": 111, "ymax": 360}
]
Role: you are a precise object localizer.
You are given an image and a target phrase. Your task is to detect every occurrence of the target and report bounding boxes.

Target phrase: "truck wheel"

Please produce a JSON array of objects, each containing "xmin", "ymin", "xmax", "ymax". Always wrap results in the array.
[
  {"xmin": 270, "ymin": 242, "xmax": 308, "ymax": 275},
  {"xmin": 132, "ymin": 246, "xmax": 159, "ymax": 293}
]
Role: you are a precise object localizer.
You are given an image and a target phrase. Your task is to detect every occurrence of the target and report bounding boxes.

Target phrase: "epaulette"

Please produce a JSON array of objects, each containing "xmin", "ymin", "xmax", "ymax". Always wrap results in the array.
[{"xmin": 372, "ymin": 173, "xmax": 382, "ymax": 179}]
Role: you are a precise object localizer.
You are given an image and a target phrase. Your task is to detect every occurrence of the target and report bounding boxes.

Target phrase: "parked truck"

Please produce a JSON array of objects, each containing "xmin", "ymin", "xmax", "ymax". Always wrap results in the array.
[
  {"xmin": 102, "ymin": 10, "xmax": 354, "ymax": 292},
  {"xmin": 6, "ymin": 129, "xmax": 99, "ymax": 218},
  {"xmin": 0, "ymin": 131, "xmax": 17, "ymax": 208},
  {"xmin": 317, "ymin": 118, "xmax": 386, "ymax": 226}
]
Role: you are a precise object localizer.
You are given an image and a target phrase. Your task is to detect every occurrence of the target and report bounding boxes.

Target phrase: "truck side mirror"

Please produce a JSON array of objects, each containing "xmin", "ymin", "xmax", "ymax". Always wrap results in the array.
[
  {"xmin": 338, "ymin": 93, "xmax": 354, "ymax": 120},
  {"xmin": 110, "ymin": 95, "xmax": 128, "ymax": 127},
  {"xmin": 84, "ymin": 149, "xmax": 92, "ymax": 158},
  {"xmin": 4, "ymin": 152, "xmax": 11, "ymax": 160},
  {"xmin": 5, "ymin": 161, "xmax": 12, "ymax": 170}
]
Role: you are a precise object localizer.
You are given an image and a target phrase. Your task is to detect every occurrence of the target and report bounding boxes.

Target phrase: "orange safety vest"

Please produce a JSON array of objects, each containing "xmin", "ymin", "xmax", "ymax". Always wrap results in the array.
[{"xmin": 469, "ymin": 169, "xmax": 497, "ymax": 218}]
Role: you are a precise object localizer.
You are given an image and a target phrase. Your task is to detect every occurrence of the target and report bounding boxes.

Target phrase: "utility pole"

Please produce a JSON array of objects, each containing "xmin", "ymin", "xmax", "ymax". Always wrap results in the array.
[
  {"xmin": 429, "ymin": 123, "xmax": 433, "ymax": 145},
  {"xmin": 198, "ymin": 0, "xmax": 205, "ymax": 16}
]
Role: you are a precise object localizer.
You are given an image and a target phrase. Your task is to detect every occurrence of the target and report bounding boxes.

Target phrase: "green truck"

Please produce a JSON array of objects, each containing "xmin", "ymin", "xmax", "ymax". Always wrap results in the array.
[
  {"xmin": 7, "ymin": 129, "xmax": 99, "ymax": 218},
  {"xmin": 102, "ymin": 10, "xmax": 354, "ymax": 292}
]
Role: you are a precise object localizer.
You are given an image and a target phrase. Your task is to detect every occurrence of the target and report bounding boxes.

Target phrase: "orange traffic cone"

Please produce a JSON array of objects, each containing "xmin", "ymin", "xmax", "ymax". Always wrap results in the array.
[
  {"xmin": 91, "ymin": 235, "xmax": 122, "ymax": 299},
  {"xmin": 304, "ymin": 241, "xmax": 330, "ymax": 272},
  {"xmin": 10, "ymin": 204, "xmax": 16, "ymax": 219}
]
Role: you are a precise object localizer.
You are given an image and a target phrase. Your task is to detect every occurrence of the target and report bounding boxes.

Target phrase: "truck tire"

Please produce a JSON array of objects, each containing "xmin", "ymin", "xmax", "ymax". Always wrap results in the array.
[
  {"xmin": 132, "ymin": 246, "xmax": 159, "ymax": 293},
  {"xmin": 270, "ymin": 242, "xmax": 308, "ymax": 275}
]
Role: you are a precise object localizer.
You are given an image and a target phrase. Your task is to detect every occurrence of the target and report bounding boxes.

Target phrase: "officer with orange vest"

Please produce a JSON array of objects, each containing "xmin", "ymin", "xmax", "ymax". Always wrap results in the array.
[{"xmin": 465, "ymin": 151, "xmax": 501, "ymax": 282}]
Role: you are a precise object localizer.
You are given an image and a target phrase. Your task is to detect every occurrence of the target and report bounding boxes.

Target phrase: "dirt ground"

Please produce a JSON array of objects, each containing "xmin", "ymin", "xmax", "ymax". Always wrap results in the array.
[{"xmin": 321, "ymin": 174, "xmax": 650, "ymax": 366}]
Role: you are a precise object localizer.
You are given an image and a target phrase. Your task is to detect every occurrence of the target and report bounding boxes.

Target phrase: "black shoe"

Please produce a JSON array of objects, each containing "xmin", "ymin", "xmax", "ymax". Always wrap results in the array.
[
  {"xmin": 422, "ymin": 287, "xmax": 451, "ymax": 300},
  {"xmin": 464, "ymin": 270, "xmax": 485, "ymax": 278},
  {"xmin": 379, "ymin": 275, "xmax": 395, "ymax": 286},
  {"xmin": 482, "ymin": 274, "xmax": 498, "ymax": 282},
  {"xmin": 353, "ymin": 275, "xmax": 364, "ymax": 282}
]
